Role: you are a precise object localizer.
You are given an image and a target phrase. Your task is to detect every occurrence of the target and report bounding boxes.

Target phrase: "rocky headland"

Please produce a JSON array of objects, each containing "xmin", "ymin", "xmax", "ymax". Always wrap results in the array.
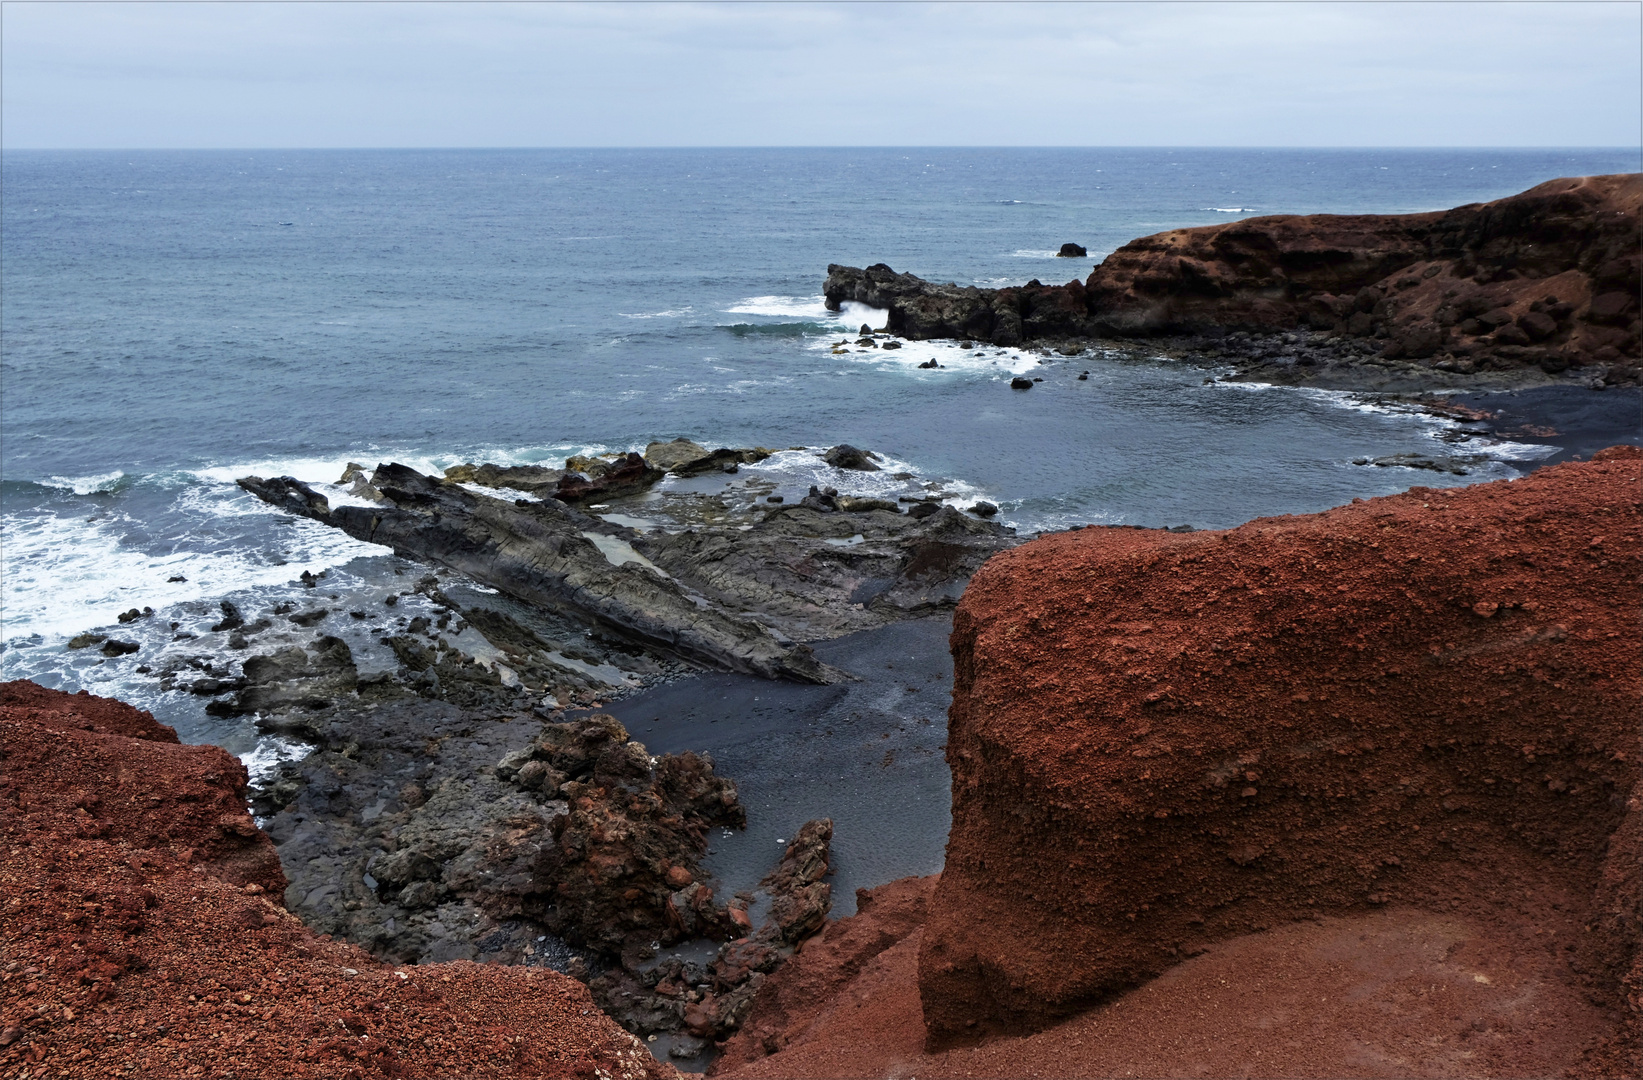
[
  {"xmin": 827, "ymin": 173, "xmax": 1641, "ymax": 389},
  {"xmin": 16, "ymin": 446, "xmax": 1641, "ymax": 1077}
]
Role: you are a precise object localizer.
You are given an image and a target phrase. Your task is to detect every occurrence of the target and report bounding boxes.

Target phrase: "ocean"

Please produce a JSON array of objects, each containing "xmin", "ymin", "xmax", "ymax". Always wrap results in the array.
[{"xmin": 4, "ymin": 146, "xmax": 1639, "ymax": 756}]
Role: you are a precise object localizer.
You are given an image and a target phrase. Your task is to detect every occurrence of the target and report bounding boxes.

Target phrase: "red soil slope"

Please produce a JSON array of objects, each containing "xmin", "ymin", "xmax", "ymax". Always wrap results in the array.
[
  {"xmin": 0, "ymin": 682, "xmax": 674, "ymax": 1079},
  {"xmin": 920, "ymin": 448, "xmax": 1641, "ymax": 1051},
  {"xmin": 714, "ymin": 876, "xmax": 1621, "ymax": 1080}
]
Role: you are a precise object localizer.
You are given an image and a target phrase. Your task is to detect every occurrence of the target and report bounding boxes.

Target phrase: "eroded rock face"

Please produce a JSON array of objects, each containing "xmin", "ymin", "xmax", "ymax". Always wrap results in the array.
[
  {"xmin": 919, "ymin": 450, "xmax": 1642, "ymax": 1046},
  {"xmin": 826, "ymin": 174, "xmax": 1642, "ymax": 382}
]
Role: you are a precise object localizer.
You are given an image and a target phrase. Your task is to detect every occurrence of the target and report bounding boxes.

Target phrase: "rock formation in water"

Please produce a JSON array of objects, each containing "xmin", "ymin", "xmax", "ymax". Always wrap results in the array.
[
  {"xmin": 238, "ymin": 460, "xmax": 1018, "ymax": 683},
  {"xmin": 917, "ymin": 446, "xmax": 1641, "ymax": 1051},
  {"xmin": 0, "ymin": 681, "xmax": 672, "ymax": 1079},
  {"xmin": 238, "ymin": 465, "xmax": 837, "ymax": 683},
  {"xmin": 827, "ymin": 173, "xmax": 1641, "ymax": 383}
]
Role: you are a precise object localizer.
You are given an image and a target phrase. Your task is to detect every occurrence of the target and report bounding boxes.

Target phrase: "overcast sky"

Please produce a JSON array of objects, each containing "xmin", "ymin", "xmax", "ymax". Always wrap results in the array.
[{"xmin": 3, "ymin": 2, "xmax": 1638, "ymax": 149}]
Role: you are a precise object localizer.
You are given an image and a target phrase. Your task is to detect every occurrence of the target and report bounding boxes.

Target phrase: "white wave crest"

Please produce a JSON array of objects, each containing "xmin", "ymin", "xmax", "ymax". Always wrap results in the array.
[{"xmin": 42, "ymin": 471, "xmax": 128, "ymax": 496}]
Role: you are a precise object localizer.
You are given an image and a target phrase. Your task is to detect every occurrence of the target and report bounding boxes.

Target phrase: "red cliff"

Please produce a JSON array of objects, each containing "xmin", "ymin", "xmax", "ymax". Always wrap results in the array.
[{"xmin": 920, "ymin": 447, "xmax": 1641, "ymax": 1050}]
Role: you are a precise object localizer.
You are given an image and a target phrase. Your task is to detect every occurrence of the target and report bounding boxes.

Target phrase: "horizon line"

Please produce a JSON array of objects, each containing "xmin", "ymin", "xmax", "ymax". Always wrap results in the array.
[{"xmin": 6, "ymin": 144, "xmax": 1642, "ymax": 154}]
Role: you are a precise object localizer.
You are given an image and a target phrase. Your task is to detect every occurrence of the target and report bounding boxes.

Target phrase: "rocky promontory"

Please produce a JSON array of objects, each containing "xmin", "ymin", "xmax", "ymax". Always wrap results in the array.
[{"xmin": 827, "ymin": 173, "xmax": 1641, "ymax": 386}]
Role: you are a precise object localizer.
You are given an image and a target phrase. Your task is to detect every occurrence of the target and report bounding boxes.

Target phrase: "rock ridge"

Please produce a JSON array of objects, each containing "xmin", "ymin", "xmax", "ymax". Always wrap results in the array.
[{"xmin": 827, "ymin": 173, "xmax": 1641, "ymax": 384}]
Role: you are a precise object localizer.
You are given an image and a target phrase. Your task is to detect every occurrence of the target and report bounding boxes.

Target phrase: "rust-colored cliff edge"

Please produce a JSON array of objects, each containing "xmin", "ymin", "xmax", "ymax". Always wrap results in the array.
[
  {"xmin": 920, "ymin": 447, "xmax": 1641, "ymax": 1054},
  {"xmin": 0, "ymin": 682, "xmax": 674, "ymax": 1079}
]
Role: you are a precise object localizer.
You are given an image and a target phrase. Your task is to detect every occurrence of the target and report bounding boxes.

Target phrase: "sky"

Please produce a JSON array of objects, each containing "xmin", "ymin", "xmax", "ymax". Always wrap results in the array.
[{"xmin": 3, "ymin": 2, "xmax": 1639, "ymax": 149}]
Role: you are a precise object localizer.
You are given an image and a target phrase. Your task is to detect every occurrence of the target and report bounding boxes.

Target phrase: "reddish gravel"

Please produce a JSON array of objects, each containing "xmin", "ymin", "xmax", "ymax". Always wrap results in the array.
[
  {"xmin": 715, "ymin": 877, "xmax": 1619, "ymax": 1079},
  {"xmin": 1, "ymin": 682, "xmax": 674, "ymax": 1080}
]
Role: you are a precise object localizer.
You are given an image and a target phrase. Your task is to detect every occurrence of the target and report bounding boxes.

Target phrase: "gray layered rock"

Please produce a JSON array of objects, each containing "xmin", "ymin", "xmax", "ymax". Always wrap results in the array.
[{"xmin": 237, "ymin": 467, "xmax": 836, "ymax": 683}]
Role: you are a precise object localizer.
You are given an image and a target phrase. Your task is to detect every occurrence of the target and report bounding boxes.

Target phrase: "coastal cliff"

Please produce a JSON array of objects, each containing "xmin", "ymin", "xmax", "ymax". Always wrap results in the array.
[
  {"xmin": 921, "ymin": 447, "xmax": 1641, "ymax": 1048},
  {"xmin": 827, "ymin": 173, "xmax": 1641, "ymax": 384},
  {"xmin": 0, "ymin": 681, "xmax": 674, "ymax": 1079}
]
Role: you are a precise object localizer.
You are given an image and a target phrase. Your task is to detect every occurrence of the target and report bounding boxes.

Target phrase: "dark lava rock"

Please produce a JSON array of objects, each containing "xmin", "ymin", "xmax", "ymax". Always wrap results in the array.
[
  {"xmin": 210, "ymin": 601, "xmax": 245, "ymax": 633},
  {"xmin": 822, "ymin": 445, "xmax": 882, "ymax": 471},
  {"xmin": 969, "ymin": 502, "xmax": 999, "ymax": 518},
  {"xmin": 918, "ymin": 359, "xmax": 939, "ymax": 369},
  {"xmin": 66, "ymin": 633, "xmax": 107, "ymax": 650},
  {"xmin": 881, "ymin": 341, "xmax": 902, "ymax": 350},
  {"xmin": 1056, "ymin": 243, "xmax": 1088, "ymax": 258},
  {"xmin": 1010, "ymin": 377, "xmax": 1034, "ymax": 390},
  {"xmin": 288, "ymin": 608, "xmax": 329, "ymax": 627},
  {"xmin": 100, "ymin": 640, "xmax": 140, "ymax": 657},
  {"xmin": 236, "ymin": 468, "xmax": 835, "ymax": 684},
  {"xmin": 117, "ymin": 607, "xmax": 153, "ymax": 624}
]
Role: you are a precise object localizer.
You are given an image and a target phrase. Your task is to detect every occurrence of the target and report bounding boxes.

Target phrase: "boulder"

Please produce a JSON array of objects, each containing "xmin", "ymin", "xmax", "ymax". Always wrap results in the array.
[
  {"xmin": 822, "ymin": 444, "xmax": 882, "ymax": 471},
  {"xmin": 920, "ymin": 454, "xmax": 1642, "ymax": 1046},
  {"xmin": 1056, "ymin": 243, "xmax": 1088, "ymax": 258},
  {"xmin": 555, "ymin": 452, "xmax": 664, "ymax": 503}
]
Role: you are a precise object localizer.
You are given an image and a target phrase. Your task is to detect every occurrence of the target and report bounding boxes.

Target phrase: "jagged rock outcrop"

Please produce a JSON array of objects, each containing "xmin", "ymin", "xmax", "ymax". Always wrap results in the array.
[
  {"xmin": 504, "ymin": 714, "xmax": 748, "ymax": 950},
  {"xmin": 237, "ymin": 466, "xmax": 836, "ymax": 683},
  {"xmin": 0, "ymin": 681, "xmax": 674, "ymax": 1079},
  {"xmin": 827, "ymin": 174, "xmax": 1641, "ymax": 381},
  {"xmin": 918, "ymin": 448, "xmax": 1642, "ymax": 1046},
  {"xmin": 644, "ymin": 438, "xmax": 774, "ymax": 477}
]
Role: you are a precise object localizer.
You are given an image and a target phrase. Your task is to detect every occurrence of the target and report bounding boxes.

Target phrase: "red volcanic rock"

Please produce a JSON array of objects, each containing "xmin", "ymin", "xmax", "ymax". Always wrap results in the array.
[
  {"xmin": 1084, "ymin": 173, "xmax": 1641, "ymax": 375},
  {"xmin": 0, "ymin": 683, "xmax": 674, "ymax": 1079},
  {"xmin": 826, "ymin": 174, "xmax": 1641, "ymax": 379},
  {"xmin": 711, "ymin": 875, "xmax": 936, "ymax": 1073},
  {"xmin": 918, "ymin": 452, "xmax": 1642, "ymax": 1047}
]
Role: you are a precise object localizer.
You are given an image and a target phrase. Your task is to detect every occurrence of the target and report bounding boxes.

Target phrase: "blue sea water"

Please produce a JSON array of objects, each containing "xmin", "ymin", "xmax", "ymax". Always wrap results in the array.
[{"xmin": 3, "ymin": 147, "xmax": 1639, "ymax": 738}]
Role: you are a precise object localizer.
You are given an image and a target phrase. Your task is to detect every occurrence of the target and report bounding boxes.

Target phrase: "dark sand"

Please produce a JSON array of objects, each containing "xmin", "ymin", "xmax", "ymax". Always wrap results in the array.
[
  {"xmin": 1457, "ymin": 384, "xmax": 1640, "ymax": 467},
  {"xmin": 580, "ymin": 617, "xmax": 957, "ymax": 916}
]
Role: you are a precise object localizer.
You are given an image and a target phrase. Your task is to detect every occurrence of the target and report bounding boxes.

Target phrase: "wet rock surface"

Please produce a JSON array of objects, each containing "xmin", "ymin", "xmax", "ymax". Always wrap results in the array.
[
  {"xmin": 239, "ymin": 459, "xmax": 1019, "ymax": 667},
  {"xmin": 825, "ymin": 174, "xmax": 1641, "ymax": 389},
  {"xmin": 237, "ymin": 465, "xmax": 839, "ymax": 683}
]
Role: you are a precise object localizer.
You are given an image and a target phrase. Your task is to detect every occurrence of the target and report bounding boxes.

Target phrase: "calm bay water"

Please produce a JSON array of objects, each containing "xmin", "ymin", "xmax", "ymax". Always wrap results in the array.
[{"xmin": 3, "ymin": 146, "xmax": 1638, "ymax": 735}]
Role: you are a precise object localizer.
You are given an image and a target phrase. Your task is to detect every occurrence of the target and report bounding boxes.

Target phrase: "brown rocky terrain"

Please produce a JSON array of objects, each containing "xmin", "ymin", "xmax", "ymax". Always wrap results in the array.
[
  {"xmin": 827, "ymin": 173, "xmax": 1641, "ymax": 385},
  {"xmin": 0, "ymin": 681, "xmax": 673, "ymax": 1078}
]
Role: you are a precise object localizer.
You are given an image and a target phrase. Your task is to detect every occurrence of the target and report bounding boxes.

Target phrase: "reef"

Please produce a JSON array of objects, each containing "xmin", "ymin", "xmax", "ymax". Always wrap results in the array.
[{"xmin": 827, "ymin": 173, "xmax": 1641, "ymax": 386}]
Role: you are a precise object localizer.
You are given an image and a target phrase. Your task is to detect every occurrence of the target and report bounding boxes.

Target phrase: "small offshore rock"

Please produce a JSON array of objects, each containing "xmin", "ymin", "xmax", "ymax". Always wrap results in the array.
[
  {"xmin": 1056, "ymin": 242, "xmax": 1088, "ymax": 258},
  {"xmin": 1010, "ymin": 377, "xmax": 1034, "ymax": 390},
  {"xmin": 100, "ymin": 639, "xmax": 140, "ymax": 657},
  {"xmin": 822, "ymin": 445, "xmax": 882, "ymax": 471},
  {"xmin": 210, "ymin": 601, "xmax": 245, "ymax": 633},
  {"xmin": 969, "ymin": 502, "xmax": 999, "ymax": 518},
  {"xmin": 117, "ymin": 607, "xmax": 153, "ymax": 624},
  {"xmin": 67, "ymin": 633, "xmax": 108, "ymax": 650}
]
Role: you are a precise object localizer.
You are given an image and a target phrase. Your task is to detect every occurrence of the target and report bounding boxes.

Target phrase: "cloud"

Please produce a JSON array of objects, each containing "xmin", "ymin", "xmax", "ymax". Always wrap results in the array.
[{"xmin": 3, "ymin": 2, "xmax": 1638, "ymax": 148}]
